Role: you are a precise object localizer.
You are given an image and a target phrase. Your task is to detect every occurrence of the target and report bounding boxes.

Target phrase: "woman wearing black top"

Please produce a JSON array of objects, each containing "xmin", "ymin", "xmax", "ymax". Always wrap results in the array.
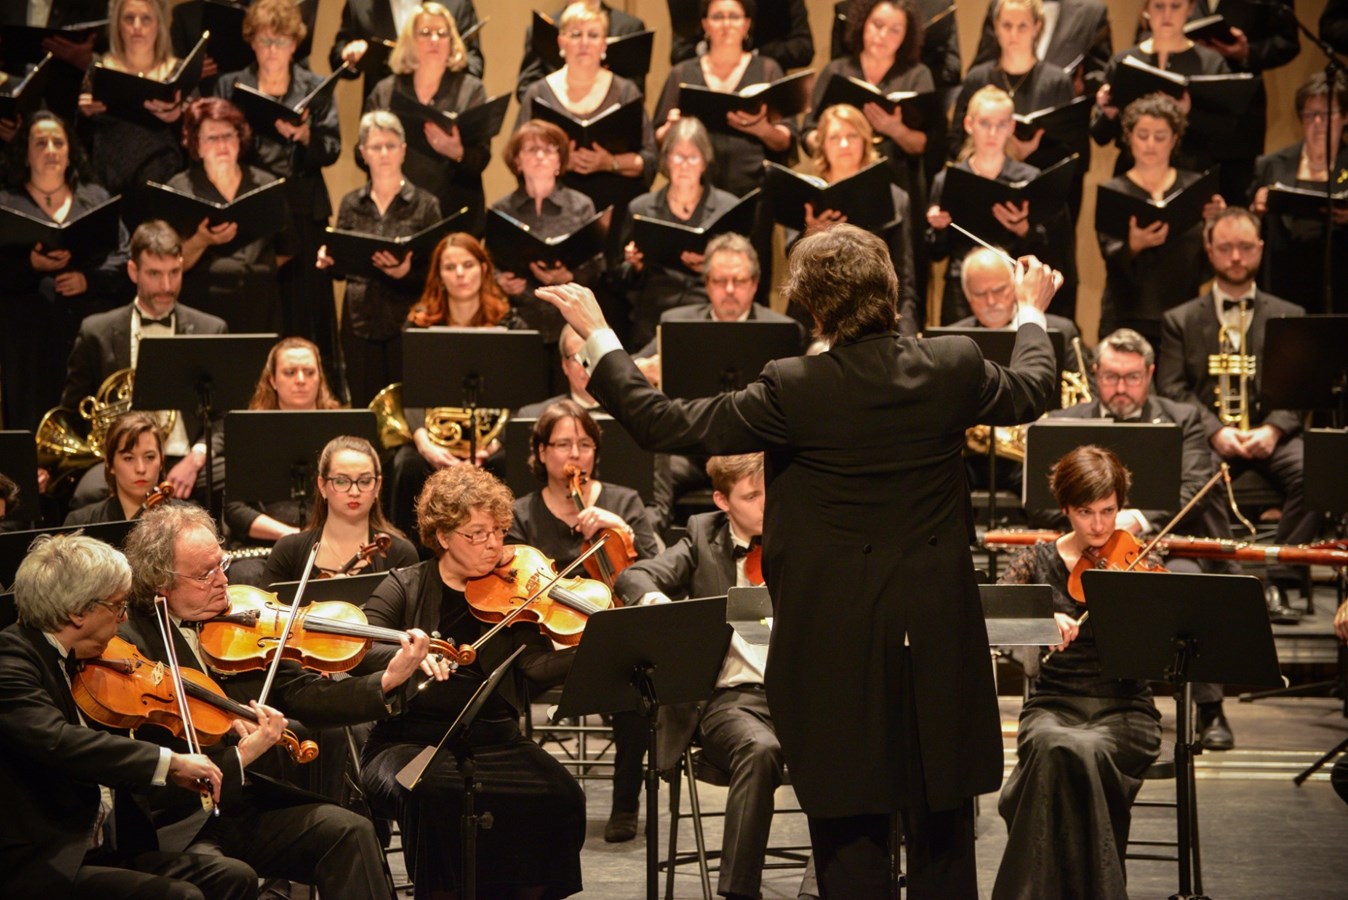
[
  {"xmin": 361, "ymin": 465, "xmax": 585, "ymax": 898},
  {"xmin": 215, "ymin": 0, "xmax": 342, "ymax": 367},
  {"xmin": 1097, "ymin": 94, "xmax": 1225, "ymax": 348},
  {"xmin": 169, "ymin": 97, "xmax": 292, "ymax": 335},
  {"xmin": 65, "ymin": 411, "xmax": 175, "ymax": 525},
  {"xmin": 364, "ymin": 2, "xmax": 492, "ymax": 236},
  {"xmin": 991, "ymin": 445, "xmax": 1162, "ymax": 900},
  {"xmin": 0, "ymin": 112, "xmax": 128, "ymax": 431}
]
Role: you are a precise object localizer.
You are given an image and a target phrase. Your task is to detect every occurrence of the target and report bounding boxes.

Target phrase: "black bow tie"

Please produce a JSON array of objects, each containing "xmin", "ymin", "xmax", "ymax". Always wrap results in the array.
[
  {"xmin": 1221, "ymin": 298, "xmax": 1252, "ymax": 312},
  {"xmin": 138, "ymin": 310, "xmax": 173, "ymax": 328},
  {"xmin": 63, "ymin": 651, "xmax": 82, "ymax": 679},
  {"xmin": 733, "ymin": 536, "xmax": 762, "ymax": 560}
]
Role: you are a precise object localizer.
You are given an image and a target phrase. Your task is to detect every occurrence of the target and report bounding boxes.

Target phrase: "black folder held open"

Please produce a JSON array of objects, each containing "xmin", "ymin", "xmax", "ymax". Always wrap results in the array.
[
  {"xmin": 937, "ymin": 155, "xmax": 1078, "ymax": 239},
  {"xmin": 141, "ymin": 177, "xmax": 287, "ymax": 247},
  {"xmin": 90, "ymin": 32, "xmax": 208, "ymax": 126},
  {"xmin": 485, "ymin": 206, "xmax": 611, "ymax": 271},
  {"xmin": 388, "ymin": 91, "xmax": 511, "ymax": 154},
  {"xmin": 629, "ymin": 190, "xmax": 760, "ymax": 270},
  {"xmin": 677, "ymin": 70, "xmax": 813, "ymax": 128},
  {"xmin": 814, "ymin": 74, "xmax": 942, "ymax": 131},
  {"xmin": 323, "ymin": 208, "xmax": 469, "ymax": 278},
  {"xmin": 762, "ymin": 160, "xmax": 897, "ymax": 233},
  {"xmin": 530, "ymin": 96, "xmax": 645, "ymax": 154},
  {"xmin": 0, "ymin": 195, "xmax": 122, "ymax": 260},
  {"xmin": 1093, "ymin": 169, "xmax": 1219, "ymax": 238},
  {"xmin": 227, "ymin": 64, "xmax": 349, "ymax": 139}
]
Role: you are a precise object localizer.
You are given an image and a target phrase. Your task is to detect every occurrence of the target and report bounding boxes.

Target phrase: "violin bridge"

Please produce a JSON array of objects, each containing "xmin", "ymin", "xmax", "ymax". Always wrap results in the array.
[{"xmin": 152, "ymin": 661, "xmax": 165, "ymax": 686}]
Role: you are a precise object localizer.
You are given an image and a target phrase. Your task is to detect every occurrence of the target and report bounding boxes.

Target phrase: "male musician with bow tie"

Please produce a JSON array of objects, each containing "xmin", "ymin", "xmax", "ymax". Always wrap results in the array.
[
  {"xmin": 56, "ymin": 220, "xmax": 228, "ymax": 512},
  {"xmin": 1157, "ymin": 207, "xmax": 1319, "ymax": 619},
  {"xmin": 0, "ymin": 532, "xmax": 257, "ymax": 898},
  {"xmin": 115, "ymin": 503, "xmax": 447, "ymax": 898},
  {"xmin": 614, "ymin": 452, "xmax": 778, "ymax": 900}
]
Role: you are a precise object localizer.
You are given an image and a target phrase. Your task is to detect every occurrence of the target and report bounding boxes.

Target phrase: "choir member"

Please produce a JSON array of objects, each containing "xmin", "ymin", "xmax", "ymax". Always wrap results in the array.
[
  {"xmin": 332, "ymin": 0, "xmax": 483, "ymax": 96},
  {"xmin": 516, "ymin": 0, "xmax": 650, "ymax": 100},
  {"xmin": 670, "ymin": 0, "xmax": 814, "ymax": 71}
]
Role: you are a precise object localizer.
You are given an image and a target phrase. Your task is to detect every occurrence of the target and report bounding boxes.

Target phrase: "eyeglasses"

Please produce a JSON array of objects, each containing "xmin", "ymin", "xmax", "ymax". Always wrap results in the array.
[
  {"xmin": 708, "ymin": 275, "xmax": 755, "ymax": 290},
  {"xmin": 1097, "ymin": 371, "xmax": 1147, "ymax": 387},
  {"xmin": 200, "ymin": 131, "xmax": 240, "ymax": 145},
  {"xmin": 325, "ymin": 474, "xmax": 378, "ymax": 492},
  {"xmin": 1300, "ymin": 109, "xmax": 1344, "ymax": 123},
  {"xmin": 1210, "ymin": 242, "xmax": 1260, "ymax": 256},
  {"xmin": 668, "ymin": 152, "xmax": 704, "ymax": 166},
  {"xmin": 455, "ymin": 526, "xmax": 506, "ymax": 545},
  {"xmin": 416, "ymin": 27, "xmax": 451, "ymax": 39},
  {"xmin": 520, "ymin": 144, "xmax": 561, "ymax": 157},
  {"xmin": 707, "ymin": 13, "xmax": 746, "ymax": 23},
  {"xmin": 93, "ymin": 598, "xmax": 130, "ymax": 620},
  {"xmin": 546, "ymin": 440, "xmax": 596, "ymax": 454},
  {"xmin": 174, "ymin": 553, "xmax": 233, "ymax": 585},
  {"xmin": 253, "ymin": 36, "xmax": 295, "ymax": 49},
  {"xmin": 363, "ymin": 141, "xmax": 404, "ymax": 154}
]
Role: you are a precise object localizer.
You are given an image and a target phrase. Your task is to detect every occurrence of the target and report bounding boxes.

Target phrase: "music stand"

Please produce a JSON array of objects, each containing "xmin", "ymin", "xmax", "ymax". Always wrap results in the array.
[
  {"xmin": 727, "ymin": 585, "xmax": 771, "ymax": 645},
  {"xmin": 224, "ymin": 410, "xmax": 379, "ymax": 531},
  {"xmin": 504, "ymin": 415, "xmax": 655, "ymax": 505},
  {"xmin": 395, "ymin": 645, "xmax": 528, "ymax": 900},
  {"xmin": 553, "ymin": 598, "xmax": 732, "ymax": 900},
  {"xmin": 979, "ymin": 584, "xmax": 1061, "ymax": 646},
  {"xmin": 269, "ymin": 570, "xmax": 388, "ymax": 606},
  {"xmin": 1260, "ymin": 316, "xmax": 1348, "ymax": 425},
  {"xmin": 1083, "ymin": 570, "xmax": 1281, "ymax": 900},
  {"xmin": 659, "ymin": 320, "xmax": 801, "ymax": 399},
  {"xmin": 403, "ymin": 329, "xmax": 548, "ymax": 464},
  {"xmin": 0, "ymin": 430, "xmax": 40, "ymax": 528},
  {"xmin": 132, "ymin": 334, "xmax": 278, "ymax": 519},
  {"xmin": 0, "ymin": 520, "xmax": 135, "ymax": 588},
  {"xmin": 1022, "ymin": 421, "xmax": 1183, "ymax": 512}
]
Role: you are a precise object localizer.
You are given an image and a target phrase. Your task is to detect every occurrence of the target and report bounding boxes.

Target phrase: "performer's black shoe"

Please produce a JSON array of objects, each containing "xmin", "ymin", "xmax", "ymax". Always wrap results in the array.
[
  {"xmin": 1265, "ymin": 584, "xmax": 1303, "ymax": 625},
  {"xmin": 1198, "ymin": 703, "xmax": 1235, "ymax": 751},
  {"xmin": 604, "ymin": 809, "xmax": 638, "ymax": 842}
]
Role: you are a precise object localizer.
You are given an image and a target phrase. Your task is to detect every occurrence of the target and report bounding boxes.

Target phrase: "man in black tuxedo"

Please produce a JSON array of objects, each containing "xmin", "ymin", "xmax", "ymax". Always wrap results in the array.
[
  {"xmin": 515, "ymin": 0, "xmax": 649, "ymax": 100},
  {"xmin": 615, "ymin": 452, "xmax": 779, "ymax": 900},
  {"xmin": 1158, "ymin": 207, "xmax": 1319, "ymax": 613},
  {"xmin": 0, "ymin": 532, "xmax": 257, "ymax": 898},
  {"xmin": 117, "ymin": 503, "xmax": 444, "ymax": 898},
  {"xmin": 1049, "ymin": 327, "xmax": 1238, "ymax": 749},
  {"xmin": 59, "ymin": 220, "xmax": 228, "ymax": 509},
  {"xmin": 539, "ymin": 224, "xmax": 1061, "ymax": 898},
  {"xmin": 332, "ymin": 0, "xmax": 483, "ymax": 95}
]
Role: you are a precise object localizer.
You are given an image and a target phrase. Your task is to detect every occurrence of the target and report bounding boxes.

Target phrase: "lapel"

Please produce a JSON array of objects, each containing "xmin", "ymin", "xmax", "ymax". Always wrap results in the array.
[
  {"xmin": 1192, "ymin": 293, "xmax": 1222, "ymax": 371},
  {"xmin": 173, "ymin": 306, "xmax": 197, "ymax": 336},
  {"xmin": 1247, "ymin": 291, "xmax": 1274, "ymax": 393},
  {"xmin": 25, "ymin": 626, "xmax": 82, "ymax": 724},
  {"xmin": 112, "ymin": 308, "xmax": 134, "ymax": 370},
  {"xmin": 706, "ymin": 517, "xmax": 737, "ymax": 595}
]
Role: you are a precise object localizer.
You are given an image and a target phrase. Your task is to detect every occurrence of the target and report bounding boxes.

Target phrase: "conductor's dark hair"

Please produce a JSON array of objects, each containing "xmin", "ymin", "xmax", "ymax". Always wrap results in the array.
[
  {"xmin": 844, "ymin": 0, "xmax": 923, "ymax": 69},
  {"xmin": 781, "ymin": 224, "xmax": 898, "ymax": 344},
  {"xmin": 1049, "ymin": 444, "xmax": 1132, "ymax": 511}
]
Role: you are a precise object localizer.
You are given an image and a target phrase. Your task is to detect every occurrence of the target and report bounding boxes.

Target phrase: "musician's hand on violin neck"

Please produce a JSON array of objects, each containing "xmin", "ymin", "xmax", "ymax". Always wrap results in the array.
[
  {"xmin": 535, "ymin": 284, "xmax": 610, "ymax": 340},
  {"xmin": 168, "ymin": 752, "xmax": 223, "ymax": 801},
  {"xmin": 234, "ymin": 701, "xmax": 289, "ymax": 768},
  {"xmin": 385, "ymin": 628, "xmax": 441, "ymax": 691}
]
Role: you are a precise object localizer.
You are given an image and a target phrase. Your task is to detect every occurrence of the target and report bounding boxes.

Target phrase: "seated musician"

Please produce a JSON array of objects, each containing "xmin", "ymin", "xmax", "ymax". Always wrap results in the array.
[
  {"xmin": 263, "ymin": 434, "xmax": 418, "ymax": 584},
  {"xmin": 223, "ymin": 336, "xmax": 344, "ymax": 582},
  {"xmin": 360, "ymin": 465, "xmax": 586, "ymax": 897},
  {"xmin": 1, "ymin": 532, "xmax": 254, "ymax": 897},
  {"xmin": 58, "ymin": 220, "xmax": 228, "ymax": 513},
  {"xmin": 614, "ymin": 452, "xmax": 783, "ymax": 900},
  {"xmin": 65, "ymin": 411, "xmax": 183, "ymax": 525},
  {"xmin": 507, "ymin": 399, "xmax": 660, "ymax": 842},
  {"xmin": 1046, "ymin": 327, "xmax": 1238, "ymax": 750},
  {"xmin": 1157, "ymin": 207, "xmax": 1321, "ymax": 617},
  {"xmin": 992, "ymin": 445, "xmax": 1162, "ymax": 900},
  {"xmin": 118, "ymin": 504, "xmax": 439, "ymax": 897}
]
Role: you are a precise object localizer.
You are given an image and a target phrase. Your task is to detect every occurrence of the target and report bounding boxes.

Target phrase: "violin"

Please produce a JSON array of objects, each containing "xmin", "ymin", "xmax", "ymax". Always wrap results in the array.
[
  {"xmin": 139, "ymin": 481, "xmax": 175, "ymax": 515},
  {"xmin": 321, "ymin": 533, "xmax": 393, "ymax": 578},
  {"xmin": 464, "ymin": 544, "xmax": 616, "ymax": 647},
  {"xmin": 1065, "ymin": 529, "xmax": 1168, "ymax": 603},
  {"xmin": 198, "ymin": 584, "xmax": 472, "ymax": 674},
  {"xmin": 564, "ymin": 464, "xmax": 636, "ymax": 591},
  {"xmin": 985, "ymin": 529, "xmax": 1348, "ymax": 572},
  {"xmin": 72, "ymin": 635, "xmax": 318, "ymax": 764}
]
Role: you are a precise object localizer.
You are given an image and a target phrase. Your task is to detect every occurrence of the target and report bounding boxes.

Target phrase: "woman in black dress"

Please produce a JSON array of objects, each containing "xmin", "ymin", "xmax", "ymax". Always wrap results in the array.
[
  {"xmin": 365, "ymin": 1, "xmax": 492, "ymax": 235},
  {"xmin": 362, "ymin": 464, "xmax": 586, "ymax": 898},
  {"xmin": 0, "ymin": 112, "xmax": 128, "ymax": 430},
  {"xmin": 65, "ymin": 411, "xmax": 173, "ymax": 525},
  {"xmin": 1097, "ymin": 94, "xmax": 1225, "ymax": 348}
]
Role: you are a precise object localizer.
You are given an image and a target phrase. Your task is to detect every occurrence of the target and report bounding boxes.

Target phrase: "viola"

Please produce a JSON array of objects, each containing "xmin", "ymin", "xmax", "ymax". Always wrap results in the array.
[
  {"xmin": 198, "ymin": 584, "xmax": 472, "ymax": 674},
  {"xmin": 464, "ymin": 544, "xmax": 616, "ymax": 648},
  {"xmin": 140, "ymin": 480, "xmax": 175, "ymax": 514},
  {"xmin": 72, "ymin": 635, "xmax": 318, "ymax": 764},
  {"xmin": 1066, "ymin": 529, "xmax": 1168, "ymax": 603},
  {"xmin": 321, "ymin": 532, "xmax": 393, "ymax": 578},
  {"xmin": 564, "ymin": 464, "xmax": 636, "ymax": 592}
]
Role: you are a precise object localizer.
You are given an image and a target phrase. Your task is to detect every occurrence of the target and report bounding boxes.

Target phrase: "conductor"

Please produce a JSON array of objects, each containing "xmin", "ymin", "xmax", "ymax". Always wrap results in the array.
[{"xmin": 537, "ymin": 224, "xmax": 1062, "ymax": 898}]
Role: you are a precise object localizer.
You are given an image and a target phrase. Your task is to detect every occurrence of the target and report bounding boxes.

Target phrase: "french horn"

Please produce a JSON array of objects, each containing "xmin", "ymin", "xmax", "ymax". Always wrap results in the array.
[{"xmin": 369, "ymin": 383, "xmax": 508, "ymax": 460}]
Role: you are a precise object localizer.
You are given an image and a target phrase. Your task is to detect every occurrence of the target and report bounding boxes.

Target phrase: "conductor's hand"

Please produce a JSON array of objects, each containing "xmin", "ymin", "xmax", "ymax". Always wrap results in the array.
[
  {"xmin": 536, "ymin": 283, "xmax": 610, "ymax": 340},
  {"xmin": 1051, "ymin": 611, "xmax": 1081, "ymax": 653},
  {"xmin": 167, "ymin": 752, "xmax": 223, "ymax": 802},
  {"xmin": 1013, "ymin": 255, "xmax": 1063, "ymax": 313}
]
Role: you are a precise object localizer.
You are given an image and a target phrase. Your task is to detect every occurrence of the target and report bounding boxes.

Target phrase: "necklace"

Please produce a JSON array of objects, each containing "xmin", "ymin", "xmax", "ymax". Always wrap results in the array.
[
  {"xmin": 999, "ymin": 66, "xmax": 1033, "ymax": 99},
  {"xmin": 28, "ymin": 181, "xmax": 68, "ymax": 211}
]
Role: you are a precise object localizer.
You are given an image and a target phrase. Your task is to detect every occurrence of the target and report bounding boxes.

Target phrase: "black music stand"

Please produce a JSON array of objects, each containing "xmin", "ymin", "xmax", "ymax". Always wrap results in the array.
[
  {"xmin": 553, "ymin": 598, "xmax": 732, "ymax": 900},
  {"xmin": 402, "ymin": 329, "xmax": 548, "ymax": 464},
  {"xmin": 1260, "ymin": 316, "xmax": 1348, "ymax": 426},
  {"xmin": 0, "ymin": 520, "xmax": 135, "ymax": 588},
  {"xmin": 268, "ymin": 570, "xmax": 388, "ymax": 606},
  {"xmin": 132, "ymin": 334, "xmax": 277, "ymax": 519},
  {"xmin": 0, "ymin": 430, "xmax": 40, "ymax": 528},
  {"xmin": 395, "ymin": 645, "xmax": 527, "ymax": 900},
  {"xmin": 1083, "ymin": 570, "xmax": 1281, "ymax": 900},
  {"xmin": 504, "ymin": 415, "xmax": 655, "ymax": 505},
  {"xmin": 659, "ymin": 320, "xmax": 801, "ymax": 399},
  {"xmin": 727, "ymin": 585, "xmax": 771, "ymax": 645},
  {"xmin": 1022, "ymin": 421, "xmax": 1183, "ymax": 512},
  {"xmin": 979, "ymin": 584, "xmax": 1061, "ymax": 646},
  {"xmin": 224, "ymin": 410, "xmax": 379, "ymax": 531}
]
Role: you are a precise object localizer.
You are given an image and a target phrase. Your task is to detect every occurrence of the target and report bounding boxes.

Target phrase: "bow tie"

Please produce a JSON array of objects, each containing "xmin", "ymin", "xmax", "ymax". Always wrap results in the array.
[
  {"xmin": 63, "ymin": 651, "xmax": 82, "ymax": 680},
  {"xmin": 1221, "ymin": 298, "xmax": 1252, "ymax": 312},
  {"xmin": 733, "ymin": 536, "xmax": 762, "ymax": 560}
]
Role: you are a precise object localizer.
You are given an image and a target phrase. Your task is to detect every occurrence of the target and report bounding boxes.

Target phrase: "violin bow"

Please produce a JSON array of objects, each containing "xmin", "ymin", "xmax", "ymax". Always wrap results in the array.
[
  {"xmin": 257, "ymin": 541, "xmax": 321, "ymax": 709},
  {"xmin": 152, "ymin": 596, "xmax": 218, "ymax": 816},
  {"xmin": 1131, "ymin": 465, "xmax": 1229, "ymax": 570}
]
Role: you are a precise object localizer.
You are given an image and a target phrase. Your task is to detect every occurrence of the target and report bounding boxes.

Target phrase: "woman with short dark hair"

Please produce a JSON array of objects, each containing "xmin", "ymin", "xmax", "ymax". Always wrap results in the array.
[{"xmin": 64, "ymin": 412, "xmax": 175, "ymax": 525}]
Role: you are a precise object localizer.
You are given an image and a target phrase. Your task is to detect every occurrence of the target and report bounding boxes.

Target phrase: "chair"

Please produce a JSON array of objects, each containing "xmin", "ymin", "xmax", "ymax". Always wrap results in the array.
[
  {"xmin": 520, "ymin": 680, "xmax": 617, "ymax": 783},
  {"xmin": 661, "ymin": 743, "xmax": 810, "ymax": 900}
]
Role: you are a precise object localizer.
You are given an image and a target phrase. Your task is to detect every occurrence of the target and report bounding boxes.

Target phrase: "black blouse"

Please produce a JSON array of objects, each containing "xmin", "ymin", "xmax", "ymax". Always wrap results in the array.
[
  {"xmin": 506, "ymin": 483, "xmax": 660, "ymax": 571},
  {"xmin": 262, "ymin": 527, "xmax": 420, "ymax": 585}
]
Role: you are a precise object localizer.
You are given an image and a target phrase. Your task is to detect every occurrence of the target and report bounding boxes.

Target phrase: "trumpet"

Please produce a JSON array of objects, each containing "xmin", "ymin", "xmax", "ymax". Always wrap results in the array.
[
  {"xmin": 368, "ymin": 383, "xmax": 508, "ymax": 460},
  {"xmin": 1208, "ymin": 307, "xmax": 1255, "ymax": 430},
  {"xmin": 36, "ymin": 369, "xmax": 176, "ymax": 485}
]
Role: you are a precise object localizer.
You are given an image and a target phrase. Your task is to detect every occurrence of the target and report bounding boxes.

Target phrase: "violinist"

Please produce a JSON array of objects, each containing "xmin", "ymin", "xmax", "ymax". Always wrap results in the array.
[
  {"xmin": 262, "ymin": 434, "xmax": 418, "ymax": 584},
  {"xmin": 65, "ymin": 411, "xmax": 181, "ymax": 526},
  {"xmin": 991, "ymin": 445, "xmax": 1162, "ymax": 900},
  {"xmin": 0, "ymin": 532, "xmax": 255, "ymax": 898},
  {"xmin": 613, "ymin": 453, "xmax": 783, "ymax": 900},
  {"xmin": 361, "ymin": 465, "xmax": 586, "ymax": 898},
  {"xmin": 507, "ymin": 399, "xmax": 658, "ymax": 842},
  {"xmin": 118, "ymin": 504, "xmax": 441, "ymax": 898}
]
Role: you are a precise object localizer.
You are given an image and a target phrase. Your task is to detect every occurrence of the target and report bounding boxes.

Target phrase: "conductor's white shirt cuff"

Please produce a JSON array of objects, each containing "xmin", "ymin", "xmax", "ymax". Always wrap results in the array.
[
  {"xmin": 1013, "ymin": 307, "xmax": 1048, "ymax": 330},
  {"xmin": 579, "ymin": 328, "xmax": 623, "ymax": 371}
]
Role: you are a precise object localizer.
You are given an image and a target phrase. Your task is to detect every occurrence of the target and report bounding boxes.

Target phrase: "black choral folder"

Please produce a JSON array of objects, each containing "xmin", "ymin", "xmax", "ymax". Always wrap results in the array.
[
  {"xmin": 677, "ymin": 70, "xmax": 813, "ymax": 126},
  {"xmin": 1012, "ymin": 95, "xmax": 1090, "ymax": 145},
  {"xmin": 323, "ymin": 208, "xmax": 469, "ymax": 278},
  {"xmin": 140, "ymin": 178, "xmax": 287, "ymax": 246},
  {"xmin": 815, "ymin": 74, "xmax": 943, "ymax": 131},
  {"xmin": 529, "ymin": 12, "xmax": 654, "ymax": 81},
  {"xmin": 227, "ymin": 65, "xmax": 348, "ymax": 138},
  {"xmin": 90, "ymin": 32, "xmax": 208, "ymax": 124},
  {"xmin": 530, "ymin": 96, "xmax": 645, "ymax": 154},
  {"xmin": 388, "ymin": 90, "xmax": 511, "ymax": 153},
  {"xmin": 485, "ymin": 207, "xmax": 610, "ymax": 270},
  {"xmin": 1094, "ymin": 169, "xmax": 1219, "ymax": 238},
  {"xmin": 0, "ymin": 55, "xmax": 52, "ymax": 121},
  {"xmin": 1263, "ymin": 183, "xmax": 1348, "ymax": 217},
  {"xmin": 938, "ymin": 156, "xmax": 1078, "ymax": 238},
  {"xmin": 0, "ymin": 20, "xmax": 107, "ymax": 67},
  {"xmin": 0, "ymin": 195, "xmax": 122, "ymax": 260},
  {"xmin": 762, "ymin": 160, "xmax": 896, "ymax": 233},
  {"xmin": 629, "ymin": 190, "xmax": 760, "ymax": 270}
]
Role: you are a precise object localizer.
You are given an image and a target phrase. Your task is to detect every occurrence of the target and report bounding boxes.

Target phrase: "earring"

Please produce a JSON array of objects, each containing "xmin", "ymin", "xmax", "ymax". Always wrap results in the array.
[
  {"xmin": 601, "ymin": 50, "xmax": 608, "ymax": 61},
  {"xmin": 559, "ymin": 47, "xmax": 566, "ymax": 59}
]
